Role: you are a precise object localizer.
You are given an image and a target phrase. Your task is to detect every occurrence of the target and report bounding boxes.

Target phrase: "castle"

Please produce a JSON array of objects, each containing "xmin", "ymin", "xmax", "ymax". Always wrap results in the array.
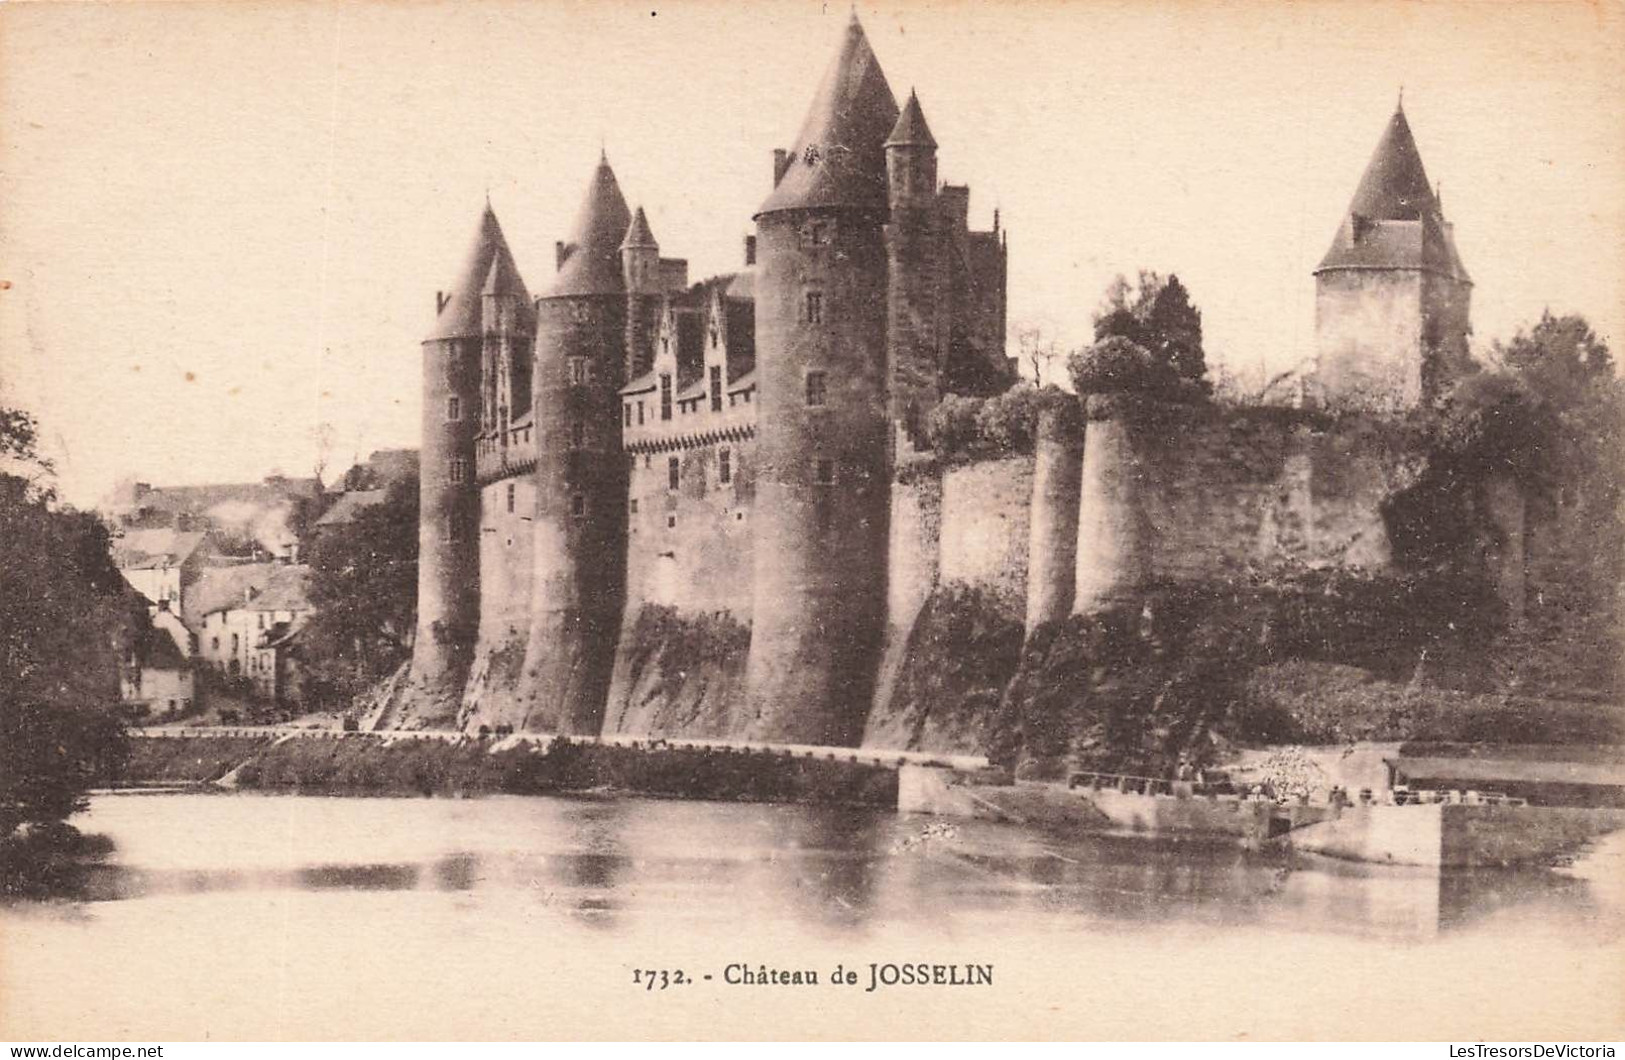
[{"xmin": 384, "ymin": 15, "xmax": 1480, "ymax": 746}]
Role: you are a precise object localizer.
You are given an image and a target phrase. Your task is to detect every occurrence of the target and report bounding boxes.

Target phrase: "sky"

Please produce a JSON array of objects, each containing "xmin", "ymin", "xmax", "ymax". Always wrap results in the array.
[{"xmin": 2, "ymin": 0, "xmax": 1621, "ymax": 507}]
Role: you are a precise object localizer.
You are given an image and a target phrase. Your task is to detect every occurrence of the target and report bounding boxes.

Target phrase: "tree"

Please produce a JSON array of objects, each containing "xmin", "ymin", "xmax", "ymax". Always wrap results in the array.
[
  {"xmin": 0, "ymin": 407, "xmax": 131, "ymax": 855},
  {"xmin": 300, "ymin": 478, "xmax": 420, "ymax": 707},
  {"xmin": 1092, "ymin": 270, "xmax": 1209, "ymax": 393},
  {"xmin": 1015, "ymin": 323, "xmax": 1065, "ymax": 388}
]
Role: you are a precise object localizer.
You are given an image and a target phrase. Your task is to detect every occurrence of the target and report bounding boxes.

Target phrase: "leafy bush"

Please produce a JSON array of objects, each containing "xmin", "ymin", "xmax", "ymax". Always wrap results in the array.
[
  {"xmin": 927, "ymin": 386, "xmax": 1079, "ymax": 464},
  {"xmin": 1069, "ymin": 335, "xmax": 1177, "ymax": 396}
]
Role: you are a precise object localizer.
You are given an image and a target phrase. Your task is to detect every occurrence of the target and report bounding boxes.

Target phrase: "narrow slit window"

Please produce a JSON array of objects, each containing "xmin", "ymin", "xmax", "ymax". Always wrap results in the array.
[
  {"xmin": 805, "ymin": 370, "xmax": 827, "ymax": 408},
  {"xmin": 805, "ymin": 290, "xmax": 823, "ymax": 324},
  {"xmin": 719, "ymin": 447, "xmax": 732, "ymax": 485},
  {"xmin": 570, "ymin": 420, "xmax": 585, "ymax": 450},
  {"xmin": 446, "ymin": 395, "xmax": 462, "ymax": 421},
  {"xmin": 668, "ymin": 456, "xmax": 680, "ymax": 491},
  {"xmin": 570, "ymin": 494, "xmax": 586, "ymax": 519},
  {"xmin": 710, "ymin": 365, "xmax": 723, "ymax": 413},
  {"xmin": 660, "ymin": 374, "xmax": 673, "ymax": 421},
  {"xmin": 814, "ymin": 458, "xmax": 835, "ymax": 486},
  {"xmin": 506, "ymin": 483, "xmax": 516, "ymax": 513}
]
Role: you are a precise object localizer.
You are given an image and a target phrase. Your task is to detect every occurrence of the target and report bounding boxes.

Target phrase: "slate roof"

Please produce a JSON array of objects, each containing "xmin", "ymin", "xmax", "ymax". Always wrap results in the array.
[
  {"xmin": 886, "ymin": 90, "xmax": 936, "ymax": 148},
  {"xmin": 757, "ymin": 13, "xmax": 899, "ymax": 217},
  {"xmin": 427, "ymin": 202, "xmax": 532, "ymax": 341},
  {"xmin": 547, "ymin": 154, "xmax": 633, "ymax": 298},
  {"xmin": 621, "ymin": 206, "xmax": 658, "ymax": 250},
  {"xmin": 313, "ymin": 490, "xmax": 386, "ymax": 530},
  {"xmin": 115, "ymin": 478, "xmax": 321, "ymax": 518},
  {"xmin": 187, "ymin": 562, "xmax": 312, "ymax": 627},
  {"xmin": 1317, "ymin": 106, "xmax": 1471, "ymax": 283},
  {"xmin": 113, "ymin": 529, "xmax": 210, "ymax": 571}
]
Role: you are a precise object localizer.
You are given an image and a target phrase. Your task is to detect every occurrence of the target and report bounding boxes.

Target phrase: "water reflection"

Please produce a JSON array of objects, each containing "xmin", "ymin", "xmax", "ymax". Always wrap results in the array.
[{"xmin": 7, "ymin": 793, "xmax": 1620, "ymax": 946}]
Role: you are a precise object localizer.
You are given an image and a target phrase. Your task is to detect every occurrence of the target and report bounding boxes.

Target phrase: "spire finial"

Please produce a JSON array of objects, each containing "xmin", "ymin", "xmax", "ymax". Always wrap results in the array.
[{"xmin": 1397, "ymin": 85, "xmax": 1404, "ymax": 113}]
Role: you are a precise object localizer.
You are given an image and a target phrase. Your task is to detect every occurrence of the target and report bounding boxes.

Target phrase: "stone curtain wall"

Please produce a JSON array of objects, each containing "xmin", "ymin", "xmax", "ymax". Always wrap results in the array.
[{"xmin": 602, "ymin": 438, "xmax": 758, "ymax": 737}]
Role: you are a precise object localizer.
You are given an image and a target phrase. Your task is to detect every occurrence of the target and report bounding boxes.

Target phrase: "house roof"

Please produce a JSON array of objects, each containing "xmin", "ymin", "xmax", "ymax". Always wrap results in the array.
[
  {"xmin": 621, "ymin": 370, "xmax": 659, "ymax": 396},
  {"xmin": 115, "ymin": 477, "xmax": 321, "ymax": 518},
  {"xmin": 546, "ymin": 154, "xmax": 632, "ymax": 298},
  {"xmin": 133, "ymin": 621, "xmax": 189, "ymax": 670},
  {"xmin": 113, "ymin": 528, "xmax": 210, "ymax": 571},
  {"xmin": 313, "ymin": 489, "xmax": 387, "ymax": 529},
  {"xmin": 757, "ymin": 13, "xmax": 899, "ymax": 217},
  {"xmin": 427, "ymin": 202, "xmax": 532, "ymax": 341},
  {"xmin": 188, "ymin": 562, "xmax": 312, "ymax": 626}
]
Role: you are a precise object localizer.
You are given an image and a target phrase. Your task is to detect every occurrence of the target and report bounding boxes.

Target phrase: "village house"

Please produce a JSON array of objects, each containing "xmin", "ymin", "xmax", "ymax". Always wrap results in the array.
[{"xmin": 192, "ymin": 562, "xmax": 313, "ymax": 705}]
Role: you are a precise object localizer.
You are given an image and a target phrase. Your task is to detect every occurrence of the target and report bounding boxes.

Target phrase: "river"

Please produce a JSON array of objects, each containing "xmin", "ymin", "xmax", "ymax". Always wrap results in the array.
[{"xmin": 3, "ymin": 791, "xmax": 1622, "ymax": 1040}]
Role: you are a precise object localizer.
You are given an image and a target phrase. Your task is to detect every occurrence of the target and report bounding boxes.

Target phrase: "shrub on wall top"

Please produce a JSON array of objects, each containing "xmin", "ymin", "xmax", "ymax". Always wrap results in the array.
[{"xmin": 927, "ymin": 386, "xmax": 1080, "ymax": 465}]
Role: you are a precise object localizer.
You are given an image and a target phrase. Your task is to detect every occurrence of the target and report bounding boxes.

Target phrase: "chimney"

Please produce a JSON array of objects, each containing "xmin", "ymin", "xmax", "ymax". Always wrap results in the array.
[
  {"xmin": 435, "ymin": 291, "xmax": 449, "ymax": 314},
  {"xmin": 773, "ymin": 149, "xmax": 791, "ymax": 186},
  {"xmin": 555, "ymin": 241, "xmax": 568, "ymax": 270},
  {"xmin": 744, "ymin": 235, "xmax": 757, "ymax": 267}
]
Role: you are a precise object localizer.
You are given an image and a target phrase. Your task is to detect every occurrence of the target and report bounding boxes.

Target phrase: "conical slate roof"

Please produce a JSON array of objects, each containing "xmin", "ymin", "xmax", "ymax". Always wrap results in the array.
[
  {"xmin": 1317, "ymin": 105, "xmax": 1470, "ymax": 282},
  {"xmin": 886, "ymin": 89, "xmax": 936, "ymax": 148},
  {"xmin": 757, "ymin": 13, "xmax": 900, "ymax": 217},
  {"xmin": 426, "ymin": 202, "xmax": 530, "ymax": 341},
  {"xmin": 621, "ymin": 205, "xmax": 658, "ymax": 250},
  {"xmin": 547, "ymin": 153, "xmax": 633, "ymax": 298},
  {"xmin": 1346, "ymin": 107, "xmax": 1436, "ymax": 221}
]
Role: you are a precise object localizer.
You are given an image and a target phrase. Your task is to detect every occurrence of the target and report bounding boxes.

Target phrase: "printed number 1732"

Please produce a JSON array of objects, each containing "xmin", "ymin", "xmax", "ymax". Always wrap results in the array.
[{"xmin": 633, "ymin": 968, "xmax": 688, "ymax": 990}]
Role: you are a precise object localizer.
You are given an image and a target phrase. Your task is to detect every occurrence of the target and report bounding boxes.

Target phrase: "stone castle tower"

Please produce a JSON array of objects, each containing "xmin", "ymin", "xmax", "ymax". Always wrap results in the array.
[
  {"xmin": 395, "ymin": 14, "xmax": 1004, "ymax": 738},
  {"xmin": 399, "ymin": 204, "xmax": 531, "ymax": 726},
  {"xmin": 1313, "ymin": 101, "xmax": 1473, "ymax": 409}
]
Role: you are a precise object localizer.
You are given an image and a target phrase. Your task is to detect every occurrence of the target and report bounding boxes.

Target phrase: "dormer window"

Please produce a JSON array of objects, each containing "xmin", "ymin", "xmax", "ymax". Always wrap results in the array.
[
  {"xmin": 709, "ymin": 366, "xmax": 723, "ymax": 413},
  {"xmin": 660, "ymin": 374, "xmax": 673, "ymax": 421}
]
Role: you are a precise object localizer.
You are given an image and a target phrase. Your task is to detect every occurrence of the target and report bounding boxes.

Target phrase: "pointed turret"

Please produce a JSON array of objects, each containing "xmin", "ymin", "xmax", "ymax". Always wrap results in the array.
[
  {"xmin": 428, "ymin": 203, "xmax": 528, "ymax": 340},
  {"xmin": 620, "ymin": 206, "xmax": 658, "ymax": 251},
  {"xmin": 1346, "ymin": 105, "xmax": 1437, "ymax": 222},
  {"xmin": 1317, "ymin": 105, "xmax": 1469, "ymax": 282},
  {"xmin": 548, "ymin": 153, "xmax": 633, "ymax": 298},
  {"xmin": 757, "ymin": 12, "xmax": 899, "ymax": 216},
  {"xmin": 886, "ymin": 89, "xmax": 936, "ymax": 149},
  {"xmin": 1313, "ymin": 102, "xmax": 1476, "ymax": 410}
]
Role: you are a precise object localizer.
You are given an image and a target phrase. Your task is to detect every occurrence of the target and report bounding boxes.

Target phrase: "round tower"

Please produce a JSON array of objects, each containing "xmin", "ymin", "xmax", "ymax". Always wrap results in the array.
[
  {"xmin": 407, "ymin": 203, "xmax": 519, "ymax": 723},
  {"xmin": 517, "ymin": 154, "xmax": 632, "ymax": 734},
  {"xmin": 744, "ymin": 13, "xmax": 901, "ymax": 746},
  {"xmin": 1073, "ymin": 395, "xmax": 1154, "ymax": 615}
]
